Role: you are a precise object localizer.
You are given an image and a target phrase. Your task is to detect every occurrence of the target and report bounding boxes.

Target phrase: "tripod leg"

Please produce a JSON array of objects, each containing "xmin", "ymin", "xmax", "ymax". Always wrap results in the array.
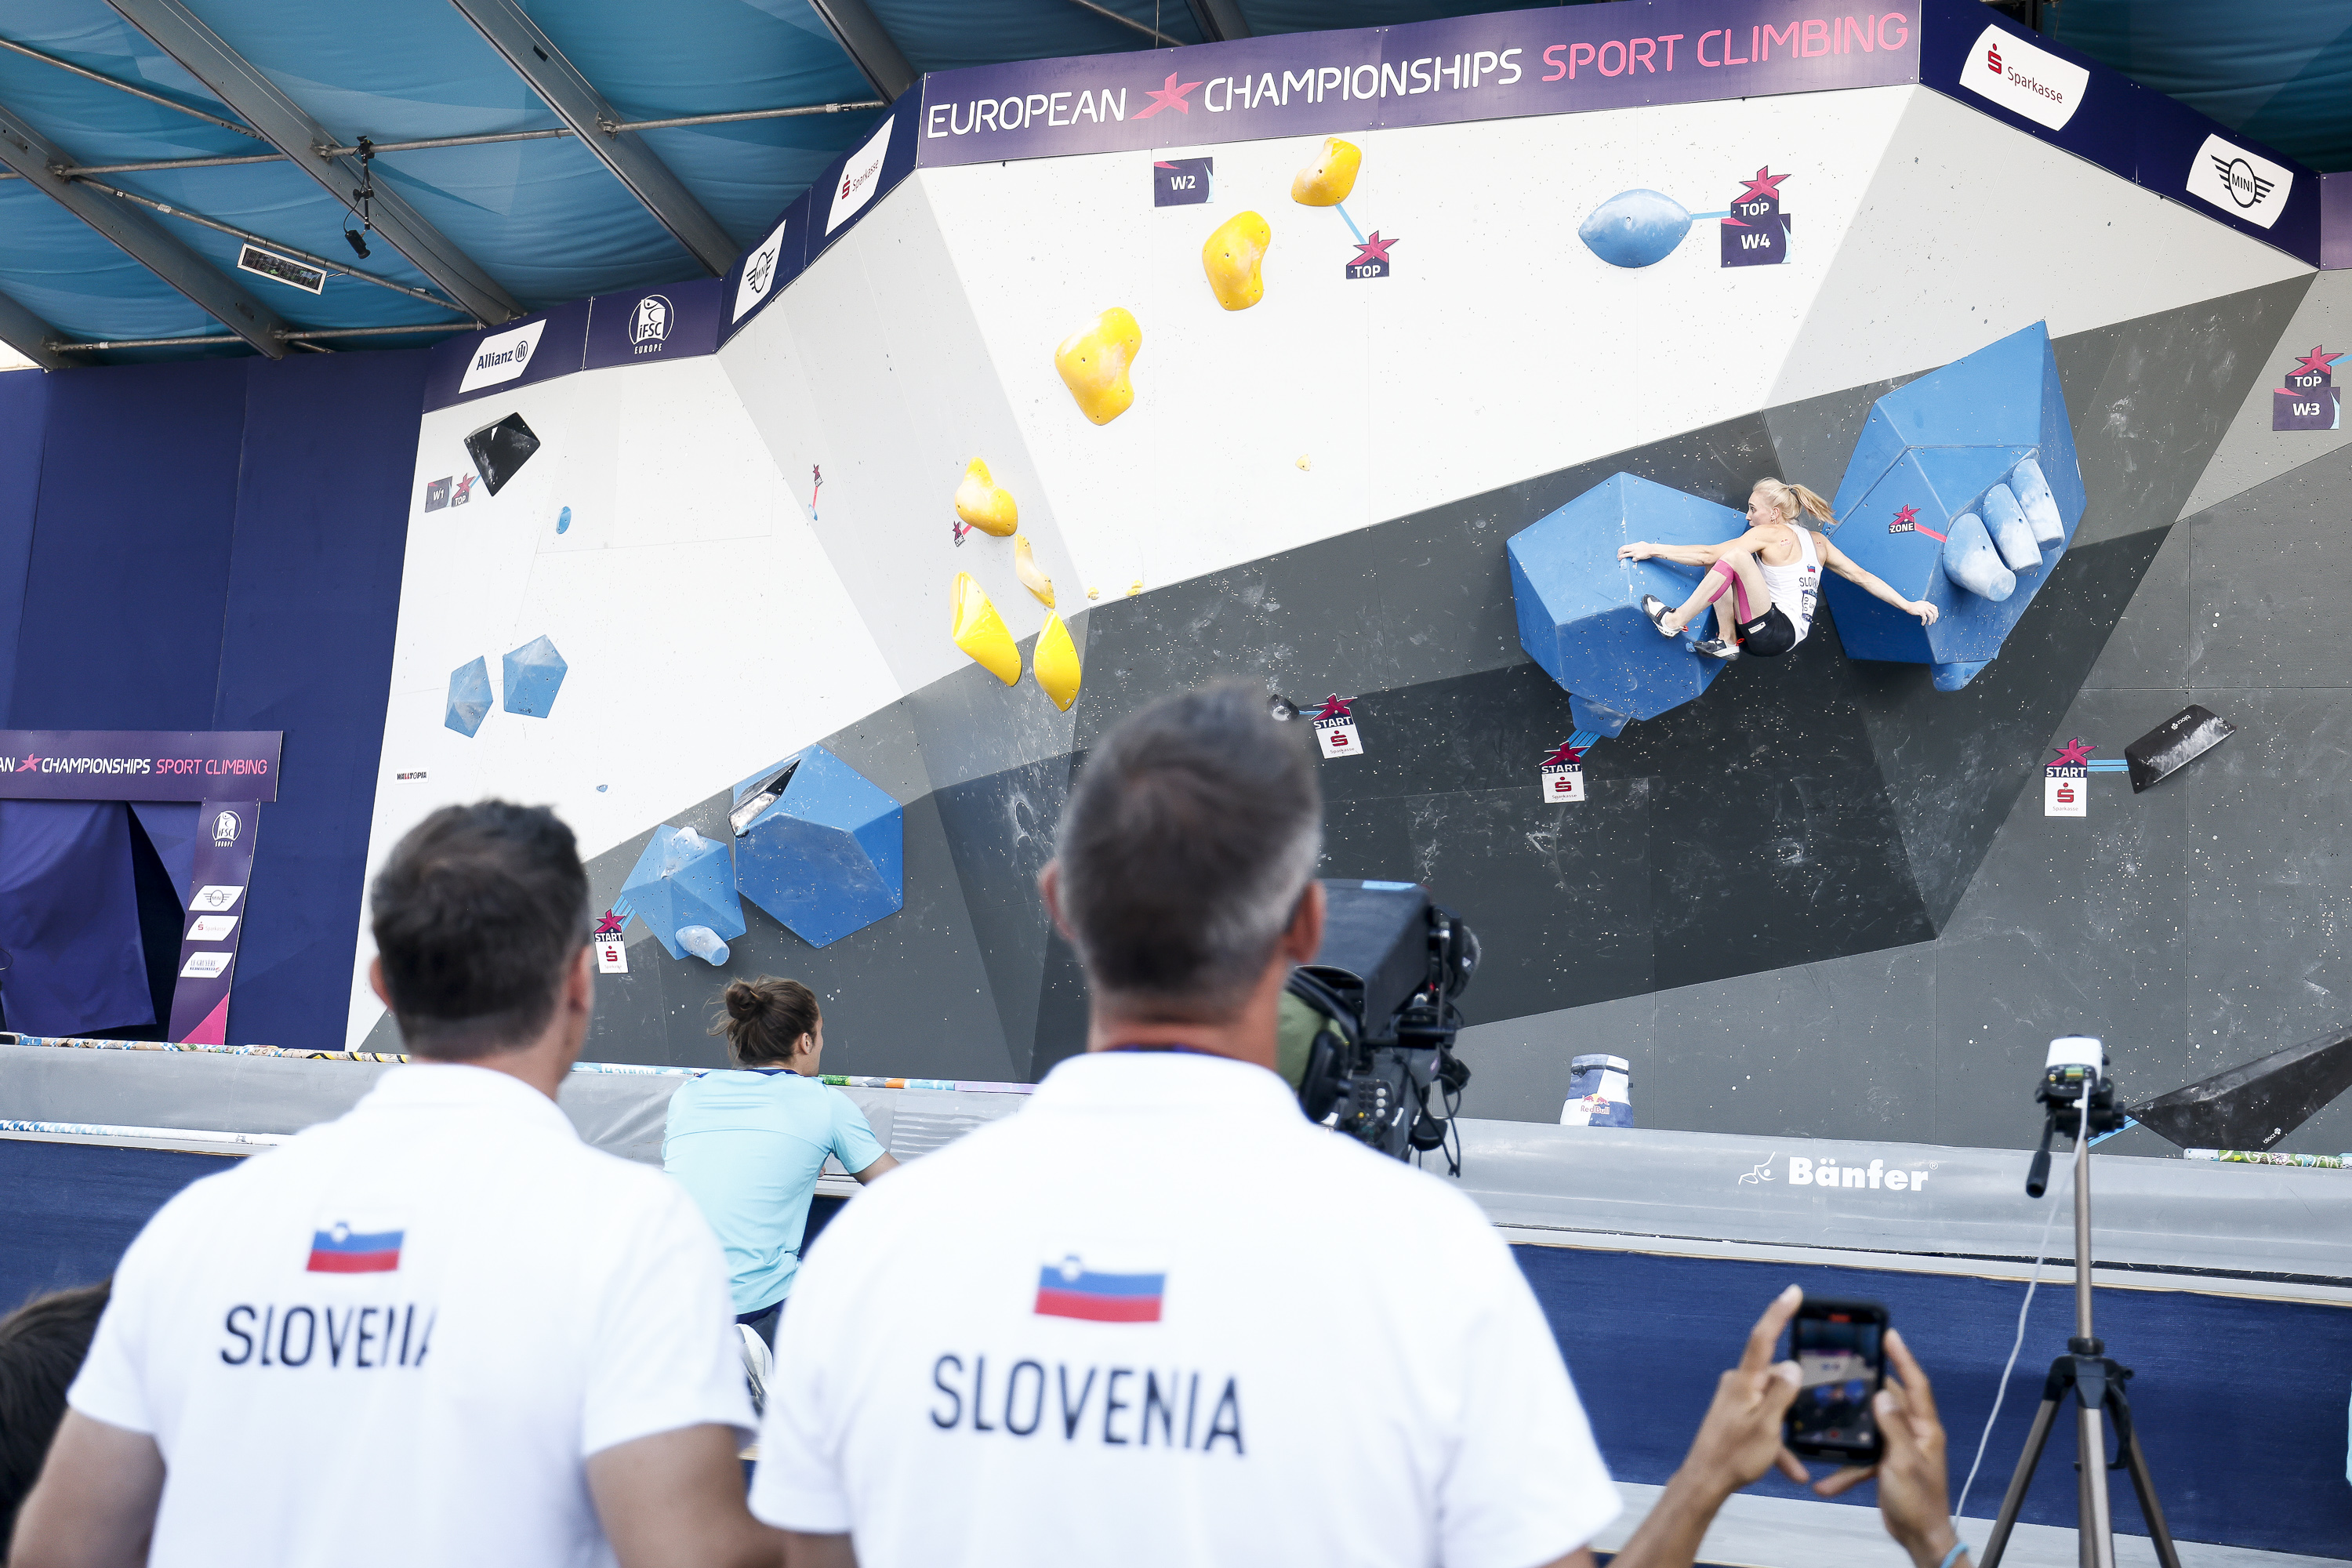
[
  {"xmin": 2079, "ymin": 1405, "xmax": 2114, "ymax": 1568},
  {"xmin": 1983, "ymin": 1396, "xmax": 2063, "ymax": 1568},
  {"xmin": 2111, "ymin": 1390, "xmax": 2183, "ymax": 1568}
]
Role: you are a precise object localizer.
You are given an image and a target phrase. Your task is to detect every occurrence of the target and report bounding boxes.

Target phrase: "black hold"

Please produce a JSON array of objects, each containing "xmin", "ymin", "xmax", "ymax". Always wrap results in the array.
[
  {"xmin": 2129, "ymin": 1028, "xmax": 2352, "ymax": 1150},
  {"xmin": 464, "ymin": 412, "xmax": 542, "ymax": 496},
  {"xmin": 2125, "ymin": 704, "xmax": 2235, "ymax": 793},
  {"xmin": 1267, "ymin": 693, "xmax": 1298, "ymax": 721}
]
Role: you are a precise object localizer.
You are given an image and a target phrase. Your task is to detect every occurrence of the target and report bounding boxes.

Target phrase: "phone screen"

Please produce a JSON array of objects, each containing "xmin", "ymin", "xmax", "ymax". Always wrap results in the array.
[{"xmin": 1788, "ymin": 1309, "xmax": 1883, "ymax": 1454}]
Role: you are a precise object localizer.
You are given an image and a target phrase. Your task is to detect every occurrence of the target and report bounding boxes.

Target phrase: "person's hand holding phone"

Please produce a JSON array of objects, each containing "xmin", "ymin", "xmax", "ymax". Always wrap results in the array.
[{"xmin": 1814, "ymin": 1328, "xmax": 1967, "ymax": 1568}]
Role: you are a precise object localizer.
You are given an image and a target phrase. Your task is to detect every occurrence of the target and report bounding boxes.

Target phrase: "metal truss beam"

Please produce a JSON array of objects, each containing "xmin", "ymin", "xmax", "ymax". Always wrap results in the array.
[
  {"xmin": 448, "ymin": 0, "xmax": 737, "ymax": 275},
  {"xmin": 1185, "ymin": 0, "xmax": 1252, "ymax": 41},
  {"xmin": 0, "ymin": 99, "xmax": 286, "ymax": 358},
  {"xmin": 103, "ymin": 0, "xmax": 523, "ymax": 325},
  {"xmin": 0, "ymin": 285, "xmax": 85, "ymax": 368},
  {"xmin": 805, "ymin": 0, "xmax": 917, "ymax": 103}
]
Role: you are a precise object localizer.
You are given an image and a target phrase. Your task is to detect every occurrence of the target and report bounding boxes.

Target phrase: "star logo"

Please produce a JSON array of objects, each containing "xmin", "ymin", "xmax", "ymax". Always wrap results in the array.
[
  {"xmin": 15, "ymin": 756, "xmax": 38, "ymax": 772},
  {"xmin": 1735, "ymin": 166, "xmax": 1788, "ymax": 205},
  {"xmin": 2050, "ymin": 737, "xmax": 2096, "ymax": 768},
  {"xmin": 1131, "ymin": 71, "xmax": 1205, "ymax": 120},
  {"xmin": 1311, "ymin": 695, "xmax": 1352, "ymax": 723},
  {"xmin": 1350, "ymin": 231, "xmax": 1397, "ymax": 267},
  {"xmin": 594, "ymin": 910, "xmax": 625, "ymax": 936},
  {"xmin": 1890, "ymin": 504, "xmax": 1919, "ymax": 531},
  {"xmin": 2291, "ymin": 346, "xmax": 2344, "ymax": 379},
  {"xmin": 1542, "ymin": 741, "xmax": 1585, "ymax": 768}
]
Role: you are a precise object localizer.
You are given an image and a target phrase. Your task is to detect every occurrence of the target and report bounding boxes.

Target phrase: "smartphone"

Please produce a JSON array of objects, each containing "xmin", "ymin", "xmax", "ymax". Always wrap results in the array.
[{"xmin": 1783, "ymin": 1297, "xmax": 1888, "ymax": 1463}]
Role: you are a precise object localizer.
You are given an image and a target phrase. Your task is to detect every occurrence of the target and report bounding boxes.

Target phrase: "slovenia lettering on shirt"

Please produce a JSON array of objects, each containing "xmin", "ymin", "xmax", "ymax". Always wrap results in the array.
[
  {"xmin": 220, "ymin": 1302, "xmax": 437, "ymax": 1370},
  {"xmin": 930, "ymin": 1353, "xmax": 1244, "ymax": 1454}
]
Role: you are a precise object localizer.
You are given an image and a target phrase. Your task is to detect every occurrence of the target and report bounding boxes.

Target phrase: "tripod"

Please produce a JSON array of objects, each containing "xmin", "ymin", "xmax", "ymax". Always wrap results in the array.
[{"xmin": 1981, "ymin": 1059, "xmax": 2180, "ymax": 1568}]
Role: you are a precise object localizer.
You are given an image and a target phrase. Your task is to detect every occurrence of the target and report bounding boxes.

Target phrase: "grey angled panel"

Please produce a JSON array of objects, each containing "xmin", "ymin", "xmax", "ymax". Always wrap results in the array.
[
  {"xmin": 0, "ymin": 101, "xmax": 285, "ymax": 358},
  {"xmin": 0, "ymin": 285, "xmax": 85, "ymax": 368},
  {"xmin": 805, "ymin": 0, "xmax": 917, "ymax": 103},
  {"xmin": 101, "ymin": 0, "xmax": 523, "ymax": 325},
  {"xmin": 446, "ymin": 0, "xmax": 737, "ymax": 276}
]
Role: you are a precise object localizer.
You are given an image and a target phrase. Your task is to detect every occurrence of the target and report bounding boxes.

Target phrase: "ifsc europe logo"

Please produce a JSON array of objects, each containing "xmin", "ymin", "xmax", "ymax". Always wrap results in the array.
[
  {"xmin": 212, "ymin": 808, "xmax": 241, "ymax": 845},
  {"xmin": 631, "ymin": 294, "xmax": 672, "ymax": 354}
]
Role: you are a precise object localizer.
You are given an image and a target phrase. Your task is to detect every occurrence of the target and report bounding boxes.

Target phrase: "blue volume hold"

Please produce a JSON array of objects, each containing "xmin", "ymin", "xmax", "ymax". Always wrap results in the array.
[
  {"xmin": 445, "ymin": 656, "xmax": 492, "ymax": 737},
  {"xmin": 733, "ymin": 746, "xmax": 905, "ymax": 949},
  {"xmin": 618, "ymin": 825, "xmax": 747, "ymax": 961},
  {"xmin": 1579, "ymin": 190, "xmax": 1693, "ymax": 269},
  {"xmin": 502, "ymin": 634, "xmax": 568, "ymax": 718}
]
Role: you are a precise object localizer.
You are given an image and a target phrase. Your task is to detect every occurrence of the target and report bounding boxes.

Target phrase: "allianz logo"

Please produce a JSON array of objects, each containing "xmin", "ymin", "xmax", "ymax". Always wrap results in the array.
[{"xmin": 1737, "ymin": 1152, "xmax": 1936, "ymax": 1192}]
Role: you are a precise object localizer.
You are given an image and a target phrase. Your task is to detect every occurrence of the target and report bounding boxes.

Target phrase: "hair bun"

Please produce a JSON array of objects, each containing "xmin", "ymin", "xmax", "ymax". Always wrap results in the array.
[{"xmin": 723, "ymin": 979, "xmax": 764, "ymax": 1021}]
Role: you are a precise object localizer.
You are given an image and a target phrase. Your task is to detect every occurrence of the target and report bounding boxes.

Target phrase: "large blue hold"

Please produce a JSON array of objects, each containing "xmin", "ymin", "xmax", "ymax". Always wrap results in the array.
[
  {"xmin": 502, "ymin": 634, "xmax": 568, "ymax": 717},
  {"xmin": 733, "ymin": 746, "xmax": 904, "ymax": 949},
  {"xmin": 1822, "ymin": 322, "xmax": 2086, "ymax": 684},
  {"xmin": 1578, "ymin": 189, "xmax": 1692, "ymax": 269},
  {"xmin": 1507, "ymin": 473, "xmax": 1747, "ymax": 737},
  {"xmin": 445, "ymin": 656, "xmax": 492, "ymax": 737},
  {"xmin": 619, "ymin": 824, "xmax": 747, "ymax": 960}
]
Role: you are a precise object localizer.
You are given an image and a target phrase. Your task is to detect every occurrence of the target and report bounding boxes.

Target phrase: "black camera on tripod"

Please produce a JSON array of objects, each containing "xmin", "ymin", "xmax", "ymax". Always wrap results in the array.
[
  {"xmin": 2026, "ymin": 1035, "xmax": 2129, "ymax": 1196},
  {"xmin": 1278, "ymin": 880, "xmax": 1478, "ymax": 1168}
]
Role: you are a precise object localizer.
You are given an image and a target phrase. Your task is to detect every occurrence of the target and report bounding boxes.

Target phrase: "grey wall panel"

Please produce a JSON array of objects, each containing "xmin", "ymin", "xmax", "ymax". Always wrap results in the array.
[
  {"xmin": 2186, "ymin": 450, "xmax": 2352, "ymax": 689},
  {"xmin": 2179, "ymin": 270, "xmax": 2342, "ymax": 518}
]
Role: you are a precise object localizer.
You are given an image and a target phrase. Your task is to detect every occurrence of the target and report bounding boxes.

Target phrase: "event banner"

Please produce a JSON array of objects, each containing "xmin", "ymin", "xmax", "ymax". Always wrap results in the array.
[
  {"xmin": 915, "ymin": 0, "xmax": 1921, "ymax": 167},
  {"xmin": 0, "ymin": 731, "xmax": 281, "ymax": 803},
  {"xmin": 165, "ymin": 798, "xmax": 262, "ymax": 1044}
]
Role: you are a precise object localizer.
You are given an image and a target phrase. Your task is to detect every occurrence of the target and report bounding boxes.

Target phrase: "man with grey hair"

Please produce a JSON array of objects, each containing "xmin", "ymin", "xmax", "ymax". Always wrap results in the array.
[{"xmin": 750, "ymin": 681, "xmax": 1839, "ymax": 1568}]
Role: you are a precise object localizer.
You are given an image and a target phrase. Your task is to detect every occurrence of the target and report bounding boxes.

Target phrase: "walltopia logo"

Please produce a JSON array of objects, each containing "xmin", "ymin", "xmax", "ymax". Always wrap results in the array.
[
  {"xmin": 2185, "ymin": 134, "xmax": 2292, "ymax": 229},
  {"xmin": 1958, "ymin": 25, "xmax": 2085, "ymax": 131}
]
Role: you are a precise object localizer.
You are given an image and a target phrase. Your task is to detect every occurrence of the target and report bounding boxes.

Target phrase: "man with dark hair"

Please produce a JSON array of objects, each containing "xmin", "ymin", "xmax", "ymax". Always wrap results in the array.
[
  {"xmin": 0, "ymin": 1281, "xmax": 109, "ymax": 1550},
  {"xmin": 10, "ymin": 803, "xmax": 777, "ymax": 1568},
  {"xmin": 748, "ymin": 682, "xmax": 1911, "ymax": 1568}
]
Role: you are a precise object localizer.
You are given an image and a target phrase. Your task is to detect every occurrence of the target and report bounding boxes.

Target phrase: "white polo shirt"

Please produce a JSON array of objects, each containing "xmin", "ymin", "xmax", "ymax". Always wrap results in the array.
[
  {"xmin": 752, "ymin": 1050, "xmax": 1618, "ymax": 1567},
  {"xmin": 68, "ymin": 1062, "xmax": 752, "ymax": 1568}
]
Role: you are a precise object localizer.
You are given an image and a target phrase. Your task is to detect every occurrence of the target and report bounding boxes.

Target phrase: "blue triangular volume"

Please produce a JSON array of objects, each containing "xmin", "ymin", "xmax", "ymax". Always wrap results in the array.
[
  {"xmin": 1910, "ymin": 446, "xmax": 2037, "ymax": 520},
  {"xmin": 1831, "ymin": 408, "xmax": 1909, "ymax": 524},
  {"xmin": 1875, "ymin": 322, "xmax": 2053, "ymax": 452}
]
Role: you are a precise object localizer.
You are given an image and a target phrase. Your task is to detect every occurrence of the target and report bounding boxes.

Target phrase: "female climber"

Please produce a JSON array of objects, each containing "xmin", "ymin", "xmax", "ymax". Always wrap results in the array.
[
  {"xmin": 662, "ymin": 978, "xmax": 898, "ymax": 1360},
  {"xmin": 1617, "ymin": 477, "xmax": 1938, "ymax": 658}
]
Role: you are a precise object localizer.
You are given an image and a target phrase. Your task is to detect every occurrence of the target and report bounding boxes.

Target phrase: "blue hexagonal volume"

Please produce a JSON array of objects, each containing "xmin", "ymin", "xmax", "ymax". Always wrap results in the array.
[
  {"xmin": 1507, "ymin": 473, "xmax": 1747, "ymax": 738},
  {"xmin": 1821, "ymin": 321, "xmax": 2086, "ymax": 688},
  {"xmin": 503, "ymin": 634, "xmax": 568, "ymax": 718},
  {"xmin": 445, "ymin": 656, "xmax": 492, "ymax": 737},
  {"xmin": 618, "ymin": 824, "xmax": 746, "ymax": 960},
  {"xmin": 732, "ymin": 746, "xmax": 904, "ymax": 949}
]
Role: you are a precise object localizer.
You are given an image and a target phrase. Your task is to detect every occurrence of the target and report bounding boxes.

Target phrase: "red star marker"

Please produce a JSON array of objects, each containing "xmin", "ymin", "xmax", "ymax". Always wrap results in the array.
[
  {"xmin": 2292, "ymin": 346, "xmax": 2344, "ymax": 379},
  {"xmin": 1542, "ymin": 741, "xmax": 1585, "ymax": 768},
  {"xmin": 1893, "ymin": 505, "xmax": 1918, "ymax": 526},
  {"xmin": 594, "ymin": 910, "xmax": 625, "ymax": 936},
  {"xmin": 2050, "ymin": 738, "xmax": 2096, "ymax": 768},
  {"xmin": 1311, "ymin": 695, "xmax": 1352, "ymax": 723},
  {"xmin": 1735, "ymin": 166, "xmax": 1788, "ymax": 205},
  {"xmin": 1350, "ymin": 231, "xmax": 1397, "ymax": 267},
  {"xmin": 1132, "ymin": 71, "xmax": 1205, "ymax": 119}
]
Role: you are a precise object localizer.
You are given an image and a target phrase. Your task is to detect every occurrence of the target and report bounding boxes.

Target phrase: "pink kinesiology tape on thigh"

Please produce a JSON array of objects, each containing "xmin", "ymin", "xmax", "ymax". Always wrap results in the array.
[{"xmin": 1702, "ymin": 561, "xmax": 1754, "ymax": 622}]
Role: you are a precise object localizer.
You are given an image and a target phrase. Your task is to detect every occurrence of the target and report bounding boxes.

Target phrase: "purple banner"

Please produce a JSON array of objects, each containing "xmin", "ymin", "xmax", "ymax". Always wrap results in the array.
[
  {"xmin": 165, "ymin": 798, "xmax": 260, "ymax": 1044},
  {"xmin": 421, "ymin": 297, "xmax": 593, "ymax": 415},
  {"xmin": 2325, "ymin": 172, "xmax": 2352, "ymax": 271},
  {"xmin": 584, "ymin": 275, "xmax": 721, "ymax": 372},
  {"xmin": 916, "ymin": 0, "xmax": 1920, "ymax": 167},
  {"xmin": 0, "ymin": 731, "xmax": 281, "ymax": 803}
]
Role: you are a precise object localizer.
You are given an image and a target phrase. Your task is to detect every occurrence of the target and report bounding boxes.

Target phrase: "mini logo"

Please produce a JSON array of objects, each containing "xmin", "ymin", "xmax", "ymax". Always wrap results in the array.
[
  {"xmin": 735, "ymin": 216, "xmax": 789, "ymax": 322},
  {"xmin": 1958, "ymin": 25, "xmax": 2087, "ymax": 131},
  {"xmin": 1033, "ymin": 1255, "xmax": 1165, "ymax": 1323},
  {"xmin": 307, "ymin": 1221, "xmax": 404, "ymax": 1274},
  {"xmin": 2184, "ymin": 134, "xmax": 2292, "ymax": 229},
  {"xmin": 212, "ymin": 809, "xmax": 241, "ymax": 844},
  {"xmin": 190, "ymin": 884, "xmax": 244, "ymax": 912},
  {"xmin": 631, "ymin": 294, "xmax": 671, "ymax": 348}
]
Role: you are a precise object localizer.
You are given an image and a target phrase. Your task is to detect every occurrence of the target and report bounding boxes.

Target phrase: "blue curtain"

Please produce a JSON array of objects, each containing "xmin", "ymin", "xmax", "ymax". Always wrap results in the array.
[{"xmin": 0, "ymin": 799, "xmax": 151, "ymax": 1036}]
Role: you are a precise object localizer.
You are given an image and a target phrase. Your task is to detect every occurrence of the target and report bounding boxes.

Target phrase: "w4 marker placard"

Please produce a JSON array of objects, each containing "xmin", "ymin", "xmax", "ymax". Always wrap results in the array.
[{"xmin": 1309, "ymin": 695, "xmax": 1363, "ymax": 759}]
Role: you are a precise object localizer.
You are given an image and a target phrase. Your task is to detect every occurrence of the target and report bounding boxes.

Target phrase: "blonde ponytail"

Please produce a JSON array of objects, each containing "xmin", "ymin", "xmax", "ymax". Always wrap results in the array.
[{"xmin": 1752, "ymin": 477, "xmax": 1833, "ymax": 525}]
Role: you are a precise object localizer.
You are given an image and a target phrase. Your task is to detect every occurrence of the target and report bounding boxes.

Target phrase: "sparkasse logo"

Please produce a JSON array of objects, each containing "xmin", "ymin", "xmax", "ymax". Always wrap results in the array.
[
  {"xmin": 1959, "ymin": 25, "xmax": 2087, "ymax": 132},
  {"xmin": 826, "ymin": 116, "xmax": 895, "ymax": 234}
]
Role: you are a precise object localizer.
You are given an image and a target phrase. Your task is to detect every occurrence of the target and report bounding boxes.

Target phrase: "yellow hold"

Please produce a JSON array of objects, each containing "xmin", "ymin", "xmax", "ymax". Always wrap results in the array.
[
  {"xmin": 1054, "ymin": 307, "xmax": 1142, "ymax": 425},
  {"xmin": 1033, "ymin": 612, "xmax": 1081, "ymax": 712},
  {"xmin": 1201, "ymin": 211, "xmax": 1271, "ymax": 310},
  {"xmin": 1013, "ymin": 535, "xmax": 1055, "ymax": 607},
  {"xmin": 949, "ymin": 572, "xmax": 1021, "ymax": 686},
  {"xmin": 1290, "ymin": 137, "xmax": 1360, "ymax": 206},
  {"xmin": 953, "ymin": 459, "xmax": 1018, "ymax": 536}
]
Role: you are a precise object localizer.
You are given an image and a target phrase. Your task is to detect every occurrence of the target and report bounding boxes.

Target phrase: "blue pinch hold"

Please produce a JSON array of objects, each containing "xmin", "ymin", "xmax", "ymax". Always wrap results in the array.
[
  {"xmin": 445, "ymin": 656, "xmax": 492, "ymax": 737},
  {"xmin": 502, "ymin": 633, "xmax": 568, "ymax": 718},
  {"xmin": 1981, "ymin": 484, "xmax": 2039, "ymax": 571},
  {"xmin": 1941, "ymin": 514, "xmax": 2016, "ymax": 602},
  {"xmin": 1579, "ymin": 189, "xmax": 1693, "ymax": 269},
  {"xmin": 2009, "ymin": 458, "xmax": 2064, "ymax": 547},
  {"xmin": 556, "ymin": 506, "xmax": 572, "ymax": 535}
]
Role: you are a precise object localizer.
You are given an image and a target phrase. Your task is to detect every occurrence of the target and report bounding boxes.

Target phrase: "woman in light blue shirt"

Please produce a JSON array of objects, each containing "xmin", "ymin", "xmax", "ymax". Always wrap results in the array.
[{"xmin": 663, "ymin": 977, "xmax": 897, "ymax": 1348}]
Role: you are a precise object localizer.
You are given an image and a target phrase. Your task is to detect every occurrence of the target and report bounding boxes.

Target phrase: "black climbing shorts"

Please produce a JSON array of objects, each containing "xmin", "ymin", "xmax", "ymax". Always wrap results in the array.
[{"xmin": 1739, "ymin": 604, "xmax": 1798, "ymax": 657}]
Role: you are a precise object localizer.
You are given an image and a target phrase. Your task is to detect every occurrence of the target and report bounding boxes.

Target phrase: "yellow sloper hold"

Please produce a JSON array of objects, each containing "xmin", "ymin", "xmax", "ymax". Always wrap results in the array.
[
  {"xmin": 1054, "ymin": 307, "xmax": 1142, "ymax": 426},
  {"xmin": 1033, "ymin": 612, "xmax": 1081, "ymax": 712},
  {"xmin": 1290, "ymin": 137, "xmax": 1360, "ymax": 206},
  {"xmin": 949, "ymin": 572, "xmax": 1021, "ymax": 686},
  {"xmin": 953, "ymin": 459, "xmax": 1018, "ymax": 536},
  {"xmin": 1013, "ymin": 535, "xmax": 1054, "ymax": 607},
  {"xmin": 1201, "ymin": 211, "xmax": 1271, "ymax": 310}
]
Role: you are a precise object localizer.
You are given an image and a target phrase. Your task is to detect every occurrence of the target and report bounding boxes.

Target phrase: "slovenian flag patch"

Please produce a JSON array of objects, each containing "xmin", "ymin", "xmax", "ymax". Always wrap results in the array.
[
  {"xmin": 1034, "ymin": 1255, "xmax": 1164, "ymax": 1323},
  {"xmin": 307, "ymin": 1222, "xmax": 404, "ymax": 1273}
]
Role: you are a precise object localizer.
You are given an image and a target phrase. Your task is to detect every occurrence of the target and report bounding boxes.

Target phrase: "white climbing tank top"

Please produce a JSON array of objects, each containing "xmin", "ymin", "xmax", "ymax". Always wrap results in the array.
[{"xmin": 1759, "ymin": 526, "xmax": 1823, "ymax": 644}]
